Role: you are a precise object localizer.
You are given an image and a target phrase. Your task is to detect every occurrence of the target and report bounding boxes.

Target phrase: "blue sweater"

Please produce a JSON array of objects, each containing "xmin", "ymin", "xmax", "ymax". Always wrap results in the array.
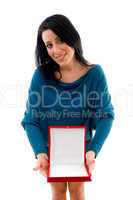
[{"xmin": 21, "ymin": 64, "xmax": 114, "ymax": 158}]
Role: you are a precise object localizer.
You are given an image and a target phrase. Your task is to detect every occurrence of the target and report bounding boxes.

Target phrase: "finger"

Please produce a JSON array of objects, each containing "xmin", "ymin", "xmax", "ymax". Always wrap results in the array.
[
  {"xmin": 44, "ymin": 154, "xmax": 48, "ymax": 160},
  {"xmin": 33, "ymin": 166, "xmax": 48, "ymax": 177},
  {"xmin": 33, "ymin": 166, "xmax": 40, "ymax": 171},
  {"xmin": 86, "ymin": 159, "xmax": 95, "ymax": 167},
  {"xmin": 39, "ymin": 159, "xmax": 49, "ymax": 166},
  {"xmin": 40, "ymin": 171, "xmax": 47, "ymax": 177},
  {"xmin": 87, "ymin": 159, "xmax": 95, "ymax": 165},
  {"xmin": 88, "ymin": 163, "xmax": 95, "ymax": 173},
  {"xmin": 86, "ymin": 159, "xmax": 95, "ymax": 169},
  {"xmin": 40, "ymin": 168, "xmax": 48, "ymax": 177},
  {"xmin": 33, "ymin": 164, "xmax": 43, "ymax": 171}
]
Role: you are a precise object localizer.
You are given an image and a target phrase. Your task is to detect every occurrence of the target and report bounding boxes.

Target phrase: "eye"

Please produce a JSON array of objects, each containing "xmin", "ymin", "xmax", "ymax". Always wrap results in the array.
[{"xmin": 46, "ymin": 43, "xmax": 52, "ymax": 49}]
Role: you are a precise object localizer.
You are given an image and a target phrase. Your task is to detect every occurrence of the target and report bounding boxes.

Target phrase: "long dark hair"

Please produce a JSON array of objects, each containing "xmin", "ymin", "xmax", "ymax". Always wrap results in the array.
[{"xmin": 35, "ymin": 14, "xmax": 93, "ymax": 81}]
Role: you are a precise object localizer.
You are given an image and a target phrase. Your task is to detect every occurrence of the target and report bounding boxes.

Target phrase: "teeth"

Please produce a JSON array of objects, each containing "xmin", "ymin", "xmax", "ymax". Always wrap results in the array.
[
  {"xmin": 56, "ymin": 56, "xmax": 63, "ymax": 59},
  {"xmin": 55, "ymin": 55, "xmax": 65, "ymax": 59}
]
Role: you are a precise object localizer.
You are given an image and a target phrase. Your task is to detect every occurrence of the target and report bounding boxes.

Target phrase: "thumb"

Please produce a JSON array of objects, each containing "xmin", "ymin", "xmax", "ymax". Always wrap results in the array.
[
  {"xmin": 33, "ymin": 163, "xmax": 42, "ymax": 171},
  {"xmin": 44, "ymin": 154, "xmax": 48, "ymax": 160}
]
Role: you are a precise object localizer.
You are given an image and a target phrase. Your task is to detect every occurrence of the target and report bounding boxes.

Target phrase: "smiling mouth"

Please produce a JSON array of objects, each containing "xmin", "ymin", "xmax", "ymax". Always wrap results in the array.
[{"xmin": 55, "ymin": 54, "xmax": 66, "ymax": 61}]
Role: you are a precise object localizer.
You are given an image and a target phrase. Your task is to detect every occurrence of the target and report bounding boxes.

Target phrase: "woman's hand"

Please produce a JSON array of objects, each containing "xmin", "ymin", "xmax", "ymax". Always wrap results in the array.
[
  {"xmin": 33, "ymin": 153, "xmax": 49, "ymax": 177},
  {"xmin": 86, "ymin": 151, "xmax": 96, "ymax": 174}
]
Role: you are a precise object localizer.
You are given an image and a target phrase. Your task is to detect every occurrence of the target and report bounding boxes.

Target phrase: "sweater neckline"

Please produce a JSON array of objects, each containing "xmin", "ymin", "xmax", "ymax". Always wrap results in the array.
[{"xmin": 54, "ymin": 64, "xmax": 96, "ymax": 88}]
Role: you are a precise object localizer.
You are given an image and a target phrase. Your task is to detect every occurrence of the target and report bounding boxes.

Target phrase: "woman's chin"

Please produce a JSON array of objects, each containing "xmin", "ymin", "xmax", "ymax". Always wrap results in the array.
[{"xmin": 58, "ymin": 61, "xmax": 68, "ymax": 67}]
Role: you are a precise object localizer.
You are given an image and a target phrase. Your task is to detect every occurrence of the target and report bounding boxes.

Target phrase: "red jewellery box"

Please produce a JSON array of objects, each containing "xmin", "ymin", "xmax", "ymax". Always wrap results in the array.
[{"xmin": 47, "ymin": 125, "xmax": 92, "ymax": 182}]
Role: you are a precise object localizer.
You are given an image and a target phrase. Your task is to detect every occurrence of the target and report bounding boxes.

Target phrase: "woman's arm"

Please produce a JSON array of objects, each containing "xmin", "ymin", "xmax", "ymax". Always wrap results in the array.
[
  {"xmin": 21, "ymin": 69, "xmax": 48, "ymax": 159},
  {"xmin": 86, "ymin": 65, "xmax": 115, "ymax": 157},
  {"xmin": 86, "ymin": 117, "xmax": 114, "ymax": 157}
]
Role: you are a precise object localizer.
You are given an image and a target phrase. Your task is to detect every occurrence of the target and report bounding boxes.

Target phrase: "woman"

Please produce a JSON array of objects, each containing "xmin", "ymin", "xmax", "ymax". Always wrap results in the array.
[{"xmin": 21, "ymin": 14, "xmax": 114, "ymax": 200}]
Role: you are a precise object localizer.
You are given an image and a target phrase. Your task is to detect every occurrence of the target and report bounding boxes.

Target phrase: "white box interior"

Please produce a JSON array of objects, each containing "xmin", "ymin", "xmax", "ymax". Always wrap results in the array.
[{"xmin": 49, "ymin": 127, "xmax": 88, "ymax": 177}]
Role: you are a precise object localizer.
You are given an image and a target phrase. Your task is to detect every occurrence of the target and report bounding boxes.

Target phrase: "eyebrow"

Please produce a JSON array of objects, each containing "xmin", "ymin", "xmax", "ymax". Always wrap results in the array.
[{"xmin": 45, "ymin": 36, "xmax": 60, "ymax": 44}]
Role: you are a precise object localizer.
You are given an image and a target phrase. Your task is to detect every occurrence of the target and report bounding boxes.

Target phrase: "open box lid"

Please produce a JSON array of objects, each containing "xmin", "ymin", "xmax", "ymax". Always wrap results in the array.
[{"xmin": 47, "ymin": 125, "xmax": 91, "ymax": 182}]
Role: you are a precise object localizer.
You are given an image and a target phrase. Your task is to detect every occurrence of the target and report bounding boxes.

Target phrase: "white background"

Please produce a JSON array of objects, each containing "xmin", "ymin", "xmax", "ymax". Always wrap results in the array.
[{"xmin": 0, "ymin": 0, "xmax": 133, "ymax": 199}]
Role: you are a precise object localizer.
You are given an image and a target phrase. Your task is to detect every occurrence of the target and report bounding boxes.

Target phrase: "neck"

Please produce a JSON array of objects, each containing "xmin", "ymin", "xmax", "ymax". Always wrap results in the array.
[{"xmin": 60, "ymin": 58, "xmax": 84, "ymax": 72}]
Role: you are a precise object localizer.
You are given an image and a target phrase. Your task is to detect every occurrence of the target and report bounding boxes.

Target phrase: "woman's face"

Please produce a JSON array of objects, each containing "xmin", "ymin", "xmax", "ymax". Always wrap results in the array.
[{"xmin": 42, "ymin": 29, "xmax": 75, "ymax": 67}]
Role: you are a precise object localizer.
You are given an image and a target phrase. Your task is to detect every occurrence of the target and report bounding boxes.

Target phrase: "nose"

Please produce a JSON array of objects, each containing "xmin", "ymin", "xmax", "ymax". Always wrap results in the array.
[{"xmin": 53, "ymin": 44, "xmax": 62, "ymax": 55}]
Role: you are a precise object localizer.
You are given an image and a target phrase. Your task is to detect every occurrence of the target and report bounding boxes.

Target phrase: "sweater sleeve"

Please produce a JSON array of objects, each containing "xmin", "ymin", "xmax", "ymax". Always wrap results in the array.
[
  {"xmin": 21, "ymin": 69, "xmax": 48, "ymax": 159},
  {"xmin": 86, "ymin": 65, "xmax": 115, "ymax": 157}
]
